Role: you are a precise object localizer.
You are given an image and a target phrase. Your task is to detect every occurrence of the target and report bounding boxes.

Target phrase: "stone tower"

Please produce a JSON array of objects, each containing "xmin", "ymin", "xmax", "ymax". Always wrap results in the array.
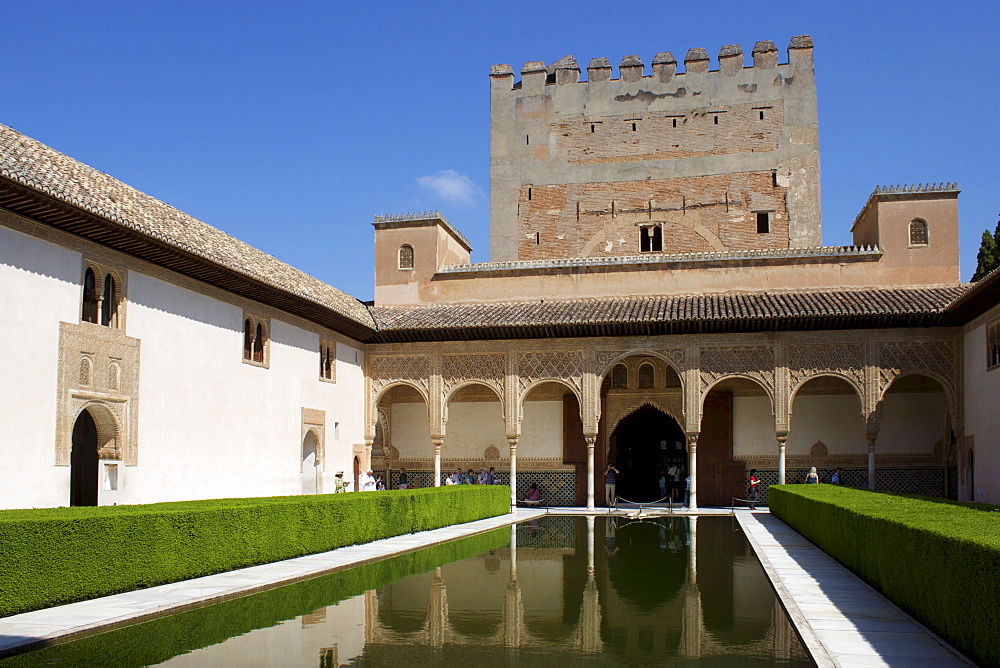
[{"xmin": 489, "ymin": 36, "xmax": 820, "ymax": 262}]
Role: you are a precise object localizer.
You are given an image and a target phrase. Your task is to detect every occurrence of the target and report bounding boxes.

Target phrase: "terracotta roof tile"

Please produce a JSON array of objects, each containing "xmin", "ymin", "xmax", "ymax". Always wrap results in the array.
[{"xmin": 370, "ymin": 286, "xmax": 969, "ymax": 342}]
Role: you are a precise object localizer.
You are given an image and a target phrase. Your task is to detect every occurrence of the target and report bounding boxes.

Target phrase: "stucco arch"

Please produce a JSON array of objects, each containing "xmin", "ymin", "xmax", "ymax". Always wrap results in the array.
[
  {"xmin": 443, "ymin": 380, "xmax": 505, "ymax": 424},
  {"xmin": 607, "ymin": 397, "xmax": 686, "ymax": 435},
  {"xmin": 879, "ymin": 370, "xmax": 956, "ymax": 412},
  {"xmin": 701, "ymin": 375, "xmax": 774, "ymax": 414},
  {"xmin": 788, "ymin": 373, "xmax": 865, "ymax": 419},
  {"xmin": 373, "ymin": 380, "xmax": 431, "ymax": 440},
  {"xmin": 598, "ymin": 350, "xmax": 684, "ymax": 390},
  {"xmin": 519, "ymin": 378, "xmax": 580, "ymax": 408},
  {"xmin": 76, "ymin": 402, "xmax": 120, "ymax": 454},
  {"xmin": 374, "ymin": 380, "xmax": 429, "ymax": 407}
]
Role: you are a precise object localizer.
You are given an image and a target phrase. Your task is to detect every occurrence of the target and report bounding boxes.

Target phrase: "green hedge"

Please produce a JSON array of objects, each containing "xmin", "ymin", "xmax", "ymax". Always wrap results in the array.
[
  {"xmin": 6, "ymin": 526, "xmax": 511, "ymax": 666},
  {"xmin": 0, "ymin": 485, "xmax": 510, "ymax": 618},
  {"xmin": 769, "ymin": 485, "xmax": 1000, "ymax": 666}
]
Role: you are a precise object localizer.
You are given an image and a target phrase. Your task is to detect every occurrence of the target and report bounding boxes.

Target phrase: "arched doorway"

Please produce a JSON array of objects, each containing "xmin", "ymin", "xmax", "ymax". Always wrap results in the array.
[
  {"xmin": 302, "ymin": 430, "xmax": 318, "ymax": 494},
  {"xmin": 70, "ymin": 410, "xmax": 99, "ymax": 506},
  {"xmin": 608, "ymin": 406, "xmax": 685, "ymax": 503}
]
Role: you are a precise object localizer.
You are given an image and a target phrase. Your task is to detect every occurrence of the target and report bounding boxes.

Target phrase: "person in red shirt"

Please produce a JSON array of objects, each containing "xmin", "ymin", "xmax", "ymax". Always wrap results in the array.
[{"xmin": 747, "ymin": 469, "xmax": 760, "ymax": 511}]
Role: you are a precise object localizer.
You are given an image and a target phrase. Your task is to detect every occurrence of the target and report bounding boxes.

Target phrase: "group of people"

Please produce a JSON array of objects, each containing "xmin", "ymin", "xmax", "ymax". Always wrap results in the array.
[
  {"xmin": 333, "ymin": 469, "xmax": 386, "ymax": 493},
  {"xmin": 604, "ymin": 462, "xmax": 693, "ymax": 507},
  {"xmin": 744, "ymin": 466, "xmax": 847, "ymax": 510},
  {"xmin": 447, "ymin": 466, "xmax": 499, "ymax": 486}
]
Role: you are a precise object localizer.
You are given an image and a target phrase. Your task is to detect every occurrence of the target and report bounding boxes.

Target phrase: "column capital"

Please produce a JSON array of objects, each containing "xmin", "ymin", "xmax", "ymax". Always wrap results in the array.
[
  {"xmin": 506, "ymin": 435, "xmax": 519, "ymax": 448},
  {"xmin": 685, "ymin": 432, "xmax": 699, "ymax": 448},
  {"xmin": 583, "ymin": 433, "xmax": 597, "ymax": 447},
  {"xmin": 775, "ymin": 430, "xmax": 788, "ymax": 445}
]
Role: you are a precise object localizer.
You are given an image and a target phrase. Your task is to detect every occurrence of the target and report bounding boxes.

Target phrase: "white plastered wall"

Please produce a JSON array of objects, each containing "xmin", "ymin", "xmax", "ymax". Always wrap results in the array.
[
  {"xmin": 124, "ymin": 272, "xmax": 366, "ymax": 504},
  {"xmin": 0, "ymin": 225, "xmax": 81, "ymax": 508},
  {"xmin": 963, "ymin": 319, "xmax": 1000, "ymax": 504}
]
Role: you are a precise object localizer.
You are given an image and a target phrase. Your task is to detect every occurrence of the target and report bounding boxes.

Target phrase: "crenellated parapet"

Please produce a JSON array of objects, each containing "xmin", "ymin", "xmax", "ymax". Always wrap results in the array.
[{"xmin": 490, "ymin": 36, "xmax": 814, "ymax": 94}]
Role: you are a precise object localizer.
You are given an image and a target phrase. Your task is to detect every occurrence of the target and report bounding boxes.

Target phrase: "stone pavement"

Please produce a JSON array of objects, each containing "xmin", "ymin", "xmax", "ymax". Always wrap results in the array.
[{"xmin": 736, "ymin": 511, "xmax": 973, "ymax": 667}]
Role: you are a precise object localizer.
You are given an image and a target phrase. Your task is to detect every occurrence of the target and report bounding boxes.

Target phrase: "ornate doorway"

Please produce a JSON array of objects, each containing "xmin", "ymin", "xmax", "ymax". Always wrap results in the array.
[
  {"xmin": 70, "ymin": 410, "xmax": 99, "ymax": 506},
  {"xmin": 608, "ymin": 406, "xmax": 685, "ymax": 503}
]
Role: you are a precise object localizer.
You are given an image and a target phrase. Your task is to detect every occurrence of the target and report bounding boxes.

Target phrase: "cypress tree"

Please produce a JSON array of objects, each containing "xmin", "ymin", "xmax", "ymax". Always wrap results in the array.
[{"xmin": 971, "ymin": 217, "xmax": 1000, "ymax": 281}]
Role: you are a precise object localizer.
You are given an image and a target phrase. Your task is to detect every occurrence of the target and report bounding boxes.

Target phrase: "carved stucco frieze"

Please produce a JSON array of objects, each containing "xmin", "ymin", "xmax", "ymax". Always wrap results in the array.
[
  {"xmin": 595, "ymin": 348, "xmax": 685, "ymax": 379},
  {"xmin": 441, "ymin": 352, "xmax": 505, "ymax": 399},
  {"xmin": 369, "ymin": 354, "xmax": 431, "ymax": 399},
  {"xmin": 517, "ymin": 350, "xmax": 583, "ymax": 395},
  {"xmin": 788, "ymin": 343, "xmax": 865, "ymax": 394},
  {"xmin": 878, "ymin": 340, "xmax": 957, "ymax": 396},
  {"xmin": 699, "ymin": 345, "xmax": 775, "ymax": 396}
]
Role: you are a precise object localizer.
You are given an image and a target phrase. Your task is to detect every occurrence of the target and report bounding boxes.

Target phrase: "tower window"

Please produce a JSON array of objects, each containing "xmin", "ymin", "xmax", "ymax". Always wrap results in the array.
[
  {"xmin": 398, "ymin": 244, "xmax": 414, "ymax": 270},
  {"xmin": 243, "ymin": 314, "xmax": 269, "ymax": 367},
  {"xmin": 81, "ymin": 263, "xmax": 123, "ymax": 328},
  {"xmin": 591, "ymin": 124, "xmax": 595, "ymax": 133},
  {"xmin": 909, "ymin": 219, "xmax": 929, "ymax": 246},
  {"xmin": 640, "ymin": 225, "xmax": 663, "ymax": 252},
  {"xmin": 759, "ymin": 110, "xmax": 765, "ymax": 120},
  {"xmin": 535, "ymin": 232, "xmax": 540, "ymax": 244},
  {"xmin": 528, "ymin": 187, "xmax": 532, "ymax": 200},
  {"xmin": 988, "ymin": 321, "xmax": 1000, "ymax": 370},
  {"xmin": 714, "ymin": 115, "xmax": 719, "ymax": 125},
  {"xmin": 756, "ymin": 212, "xmax": 771, "ymax": 234},
  {"xmin": 632, "ymin": 122, "xmax": 637, "ymax": 131},
  {"xmin": 672, "ymin": 118, "xmax": 677, "ymax": 128},
  {"xmin": 320, "ymin": 341, "xmax": 336, "ymax": 381}
]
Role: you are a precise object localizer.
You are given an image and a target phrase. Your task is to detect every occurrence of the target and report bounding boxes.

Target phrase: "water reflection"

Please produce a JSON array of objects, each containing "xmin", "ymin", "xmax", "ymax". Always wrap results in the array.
[{"xmin": 16, "ymin": 517, "xmax": 810, "ymax": 666}]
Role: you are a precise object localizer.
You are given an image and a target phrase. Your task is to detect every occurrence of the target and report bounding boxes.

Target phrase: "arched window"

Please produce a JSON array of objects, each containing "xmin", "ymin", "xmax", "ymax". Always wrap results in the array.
[
  {"xmin": 100, "ymin": 275, "xmax": 117, "ymax": 327},
  {"xmin": 638, "ymin": 363, "xmax": 655, "ymax": 389},
  {"xmin": 611, "ymin": 364, "xmax": 628, "ymax": 389},
  {"xmin": 320, "ymin": 341, "xmax": 335, "ymax": 380},
  {"xmin": 82, "ymin": 268, "xmax": 99, "ymax": 323},
  {"xmin": 909, "ymin": 219, "xmax": 928, "ymax": 246},
  {"xmin": 253, "ymin": 322, "xmax": 266, "ymax": 363},
  {"xmin": 243, "ymin": 319, "xmax": 253, "ymax": 361},
  {"xmin": 399, "ymin": 244, "xmax": 414, "ymax": 270}
]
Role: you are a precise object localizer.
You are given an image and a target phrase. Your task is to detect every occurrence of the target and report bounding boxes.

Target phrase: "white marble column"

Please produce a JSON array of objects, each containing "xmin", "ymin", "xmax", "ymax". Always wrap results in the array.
[
  {"xmin": 508, "ymin": 435, "xmax": 519, "ymax": 507},
  {"xmin": 432, "ymin": 437, "xmax": 443, "ymax": 487},
  {"xmin": 777, "ymin": 432, "xmax": 787, "ymax": 485},
  {"xmin": 585, "ymin": 434, "xmax": 597, "ymax": 510},
  {"xmin": 686, "ymin": 433, "xmax": 698, "ymax": 510},
  {"xmin": 867, "ymin": 437, "xmax": 876, "ymax": 490}
]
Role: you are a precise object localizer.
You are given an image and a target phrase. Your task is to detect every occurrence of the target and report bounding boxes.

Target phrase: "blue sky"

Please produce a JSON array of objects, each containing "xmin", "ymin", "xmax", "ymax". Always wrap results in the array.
[{"xmin": 3, "ymin": 1, "xmax": 997, "ymax": 299}]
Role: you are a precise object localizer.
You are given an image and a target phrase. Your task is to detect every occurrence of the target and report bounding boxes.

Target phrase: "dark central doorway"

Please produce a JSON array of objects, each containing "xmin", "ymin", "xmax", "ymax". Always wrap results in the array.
[
  {"xmin": 70, "ymin": 410, "xmax": 99, "ymax": 507},
  {"xmin": 608, "ymin": 406, "xmax": 685, "ymax": 503}
]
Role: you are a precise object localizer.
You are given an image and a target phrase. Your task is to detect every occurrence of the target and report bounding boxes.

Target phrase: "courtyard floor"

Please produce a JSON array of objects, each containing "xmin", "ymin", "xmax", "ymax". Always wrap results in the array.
[{"xmin": 0, "ymin": 508, "xmax": 973, "ymax": 666}]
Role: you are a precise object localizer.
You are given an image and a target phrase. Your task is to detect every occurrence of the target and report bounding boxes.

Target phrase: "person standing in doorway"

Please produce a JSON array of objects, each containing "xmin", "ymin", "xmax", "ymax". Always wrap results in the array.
[
  {"xmin": 605, "ymin": 463, "xmax": 619, "ymax": 507},
  {"xmin": 747, "ymin": 469, "xmax": 760, "ymax": 511}
]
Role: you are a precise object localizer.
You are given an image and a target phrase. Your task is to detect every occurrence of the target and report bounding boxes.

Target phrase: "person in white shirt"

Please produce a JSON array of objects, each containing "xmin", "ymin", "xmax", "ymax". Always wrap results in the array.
[{"xmin": 361, "ymin": 470, "xmax": 377, "ymax": 491}]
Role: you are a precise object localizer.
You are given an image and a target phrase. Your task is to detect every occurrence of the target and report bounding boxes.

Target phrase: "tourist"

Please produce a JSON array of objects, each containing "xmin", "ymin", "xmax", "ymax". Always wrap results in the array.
[
  {"xmin": 805, "ymin": 466, "xmax": 820, "ymax": 484},
  {"xmin": 683, "ymin": 473, "xmax": 691, "ymax": 508},
  {"xmin": 488, "ymin": 466, "xmax": 498, "ymax": 484},
  {"xmin": 451, "ymin": 468, "xmax": 463, "ymax": 485},
  {"xmin": 361, "ymin": 469, "xmax": 376, "ymax": 491},
  {"xmin": 658, "ymin": 469, "xmax": 668, "ymax": 500},
  {"xmin": 523, "ymin": 482, "xmax": 541, "ymax": 504},
  {"xmin": 477, "ymin": 467, "xmax": 490, "ymax": 485},
  {"xmin": 668, "ymin": 459, "xmax": 682, "ymax": 500},
  {"xmin": 605, "ymin": 463, "xmax": 619, "ymax": 506},
  {"xmin": 747, "ymin": 469, "xmax": 760, "ymax": 510},
  {"xmin": 334, "ymin": 471, "xmax": 349, "ymax": 493},
  {"xmin": 464, "ymin": 468, "xmax": 476, "ymax": 485},
  {"xmin": 375, "ymin": 474, "xmax": 385, "ymax": 491},
  {"xmin": 397, "ymin": 467, "xmax": 409, "ymax": 490},
  {"xmin": 831, "ymin": 467, "xmax": 844, "ymax": 485}
]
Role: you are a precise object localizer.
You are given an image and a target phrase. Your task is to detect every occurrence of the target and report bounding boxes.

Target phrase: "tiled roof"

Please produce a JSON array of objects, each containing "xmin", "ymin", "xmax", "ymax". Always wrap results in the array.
[
  {"xmin": 370, "ymin": 286, "xmax": 970, "ymax": 342},
  {"xmin": 0, "ymin": 124, "xmax": 376, "ymax": 334}
]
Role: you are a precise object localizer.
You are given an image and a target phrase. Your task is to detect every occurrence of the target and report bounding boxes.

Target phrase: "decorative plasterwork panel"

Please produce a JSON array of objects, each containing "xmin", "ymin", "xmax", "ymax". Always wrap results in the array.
[
  {"xmin": 605, "ymin": 392, "xmax": 685, "ymax": 434},
  {"xmin": 56, "ymin": 321, "xmax": 140, "ymax": 466},
  {"xmin": 442, "ymin": 353, "xmax": 505, "ymax": 399},
  {"xmin": 699, "ymin": 345, "xmax": 775, "ymax": 396},
  {"xmin": 788, "ymin": 343, "xmax": 865, "ymax": 395},
  {"xmin": 595, "ymin": 348, "xmax": 685, "ymax": 378},
  {"xmin": 518, "ymin": 350, "xmax": 583, "ymax": 395},
  {"xmin": 878, "ymin": 340, "xmax": 957, "ymax": 396},
  {"xmin": 369, "ymin": 354, "xmax": 431, "ymax": 399}
]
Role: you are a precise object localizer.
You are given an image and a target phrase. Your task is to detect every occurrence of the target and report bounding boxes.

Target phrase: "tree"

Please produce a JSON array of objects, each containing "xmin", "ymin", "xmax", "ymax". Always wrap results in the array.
[{"xmin": 971, "ymin": 216, "xmax": 1000, "ymax": 282}]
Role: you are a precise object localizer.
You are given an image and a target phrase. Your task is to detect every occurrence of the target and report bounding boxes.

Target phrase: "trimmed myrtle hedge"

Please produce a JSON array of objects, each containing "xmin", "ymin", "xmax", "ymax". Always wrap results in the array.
[
  {"xmin": 6, "ymin": 526, "xmax": 511, "ymax": 666},
  {"xmin": 0, "ymin": 485, "xmax": 510, "ymax": 618},
  {"xmin": 769, "ymin": 485, "xmax": 1000, "ymax": 667}
]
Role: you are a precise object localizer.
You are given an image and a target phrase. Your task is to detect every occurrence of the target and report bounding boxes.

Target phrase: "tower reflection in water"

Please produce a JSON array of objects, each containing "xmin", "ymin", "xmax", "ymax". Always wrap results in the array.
[{"xmin": 365, "ymin": 516, "xmax": 809, "ymax": 664}]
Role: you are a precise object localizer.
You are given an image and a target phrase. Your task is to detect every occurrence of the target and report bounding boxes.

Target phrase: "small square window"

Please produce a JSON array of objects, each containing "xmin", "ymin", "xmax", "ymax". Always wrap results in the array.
[
  {"xmin": 756, "ymin": 212, "xmax": 771, "ymax": 234},
  {"xmin": 640, "ymin": 225, "xmax": 663, "ymax": 252}
]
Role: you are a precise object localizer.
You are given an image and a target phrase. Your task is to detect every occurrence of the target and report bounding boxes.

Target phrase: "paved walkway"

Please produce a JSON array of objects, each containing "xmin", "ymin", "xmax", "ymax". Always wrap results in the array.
[
  {"xmin": 0, "ymin": 508, "xmax": 974, "ymax": 666},
  {"xmin": 736, "ymin": 511, "xmax": 972, "ymax": 667}
]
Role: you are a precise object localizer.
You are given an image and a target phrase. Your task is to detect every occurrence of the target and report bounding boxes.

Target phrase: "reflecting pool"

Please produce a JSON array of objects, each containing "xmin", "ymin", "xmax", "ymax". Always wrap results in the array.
[{"xmin": 10, "ymin": 516, "xmax": 811, "ymax": 666}]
